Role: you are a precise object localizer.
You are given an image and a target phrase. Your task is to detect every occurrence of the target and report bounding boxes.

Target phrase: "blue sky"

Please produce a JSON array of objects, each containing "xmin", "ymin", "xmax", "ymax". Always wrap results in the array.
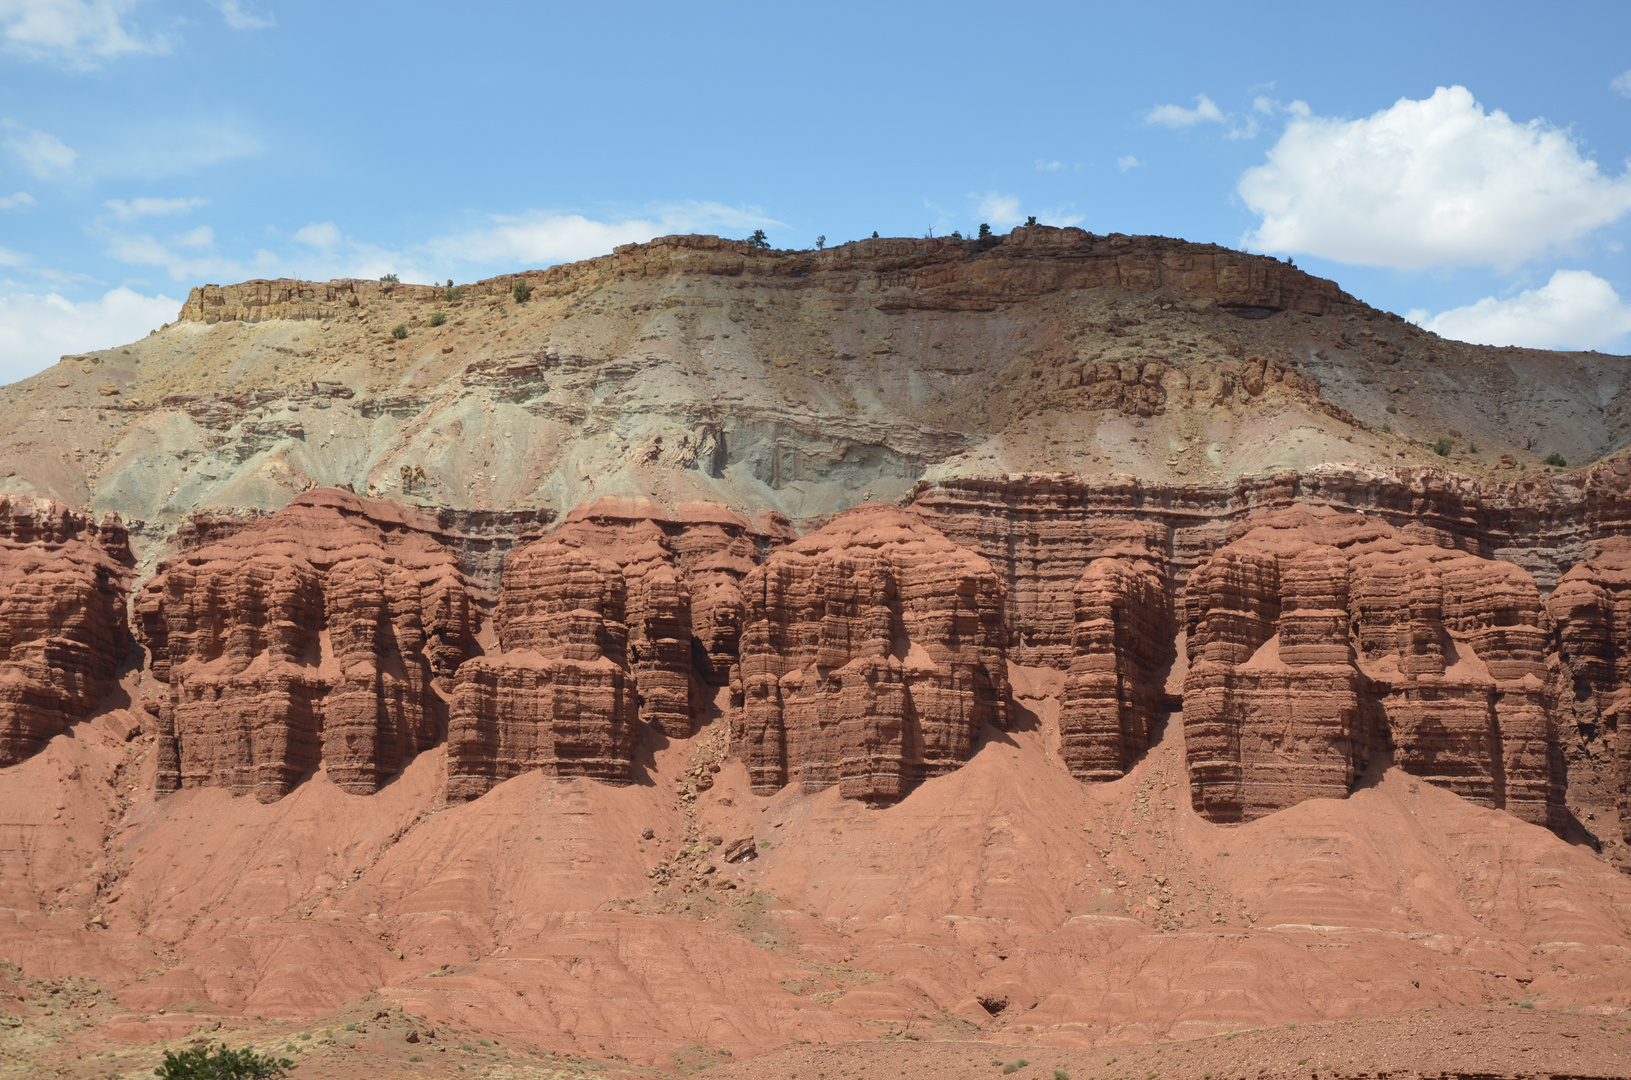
[{"xmin": 1, "ymin": 0, "xmax": 1630, "ymax": 381}]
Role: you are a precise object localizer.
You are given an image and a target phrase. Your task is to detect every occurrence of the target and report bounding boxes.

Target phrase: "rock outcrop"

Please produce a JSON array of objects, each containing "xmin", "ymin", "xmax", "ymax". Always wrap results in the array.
[
  {"xmin": 445, "ymin": 499, "xmax": 779, "ymax": 800},
  {"xmin": 735, "ymin": 505, "xmax": 1009, "ymax": 801},
  {"xmin": 1549, "ymin": 538, "xmax": 1631, "ymax": 840},
  {"xmin": 1059, "ymin": 524, "xmax": 1176, "ymax": 782},
  {"xmin": 0, "ymin": 497, "xmax": 133, "ymax": 765},
  {"xmin": 1183, "ymin": 507, "xmax": 1564, "ymax": 829},
  {"xmin": 136, "ymin": 489, "xmax": 473, "ymax": 801}
]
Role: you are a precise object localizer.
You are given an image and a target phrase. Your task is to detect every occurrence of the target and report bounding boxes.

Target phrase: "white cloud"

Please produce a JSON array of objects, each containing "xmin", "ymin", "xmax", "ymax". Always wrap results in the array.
[
  {"xmin": 1116, "ymin": 155, "xmax": 1142, "ymax": 172},
  {"xmin": 104, "ymin": 195, "xmax": 205, "ymax": 219},
  {"xmin": 423, "ymin": 202, "xmax": 780, "ymax": 268},
  {"xmin": 0, "ymin": 246, "xmax": 25, "ymax": 266},
  {"xmin": 1035, "ymin": 159, "xmax": 1064, "ymax": 172},
  {"xmin": 972, "ymin": 192, "xmax": 1022, "ymax": 228},
  {"xmin": 2, "ymin": 121, "xmax": 77, "ymax": 177},
  {"xmin": 0, "ymin": 0, "xmax": 167, "ymax": 68},
  {"xmin": 211, "ymin": 0, "xmax": 272, "ymax": 30},
  {"xmin": 1239, "ymin": 85, "xmax": 1631, "ymax": 269},
  {"xmin": 1409, "ymin": 270, "xmax": 1631, "ymax": 351},
  {"xmin": 0, "ymin": 286, "xmax": 178, "ymax": 384},
  {"xmin": 294, "ymin": 221, "xmax": 341, "ymax": 249},
  {"xmin": 0, "ymin": 191, "xmax": 33, "ymax": 209},
  {"xmin": 1147, "ymin": 94, "xmax": 1224, "ymax": 128},
  {"xmin": 1614, "ymin": 69, "xmax": 1631, "ymax": 98}
]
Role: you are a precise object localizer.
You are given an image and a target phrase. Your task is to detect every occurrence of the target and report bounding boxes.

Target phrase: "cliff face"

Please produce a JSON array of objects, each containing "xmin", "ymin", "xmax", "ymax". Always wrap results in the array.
[
  {"xmin": 1181, "ymin": 507, "xmax": 1563, "ymax": 828},
  {"xmin": 445, "ymin": 499, "xmax": 781, "ymax": 800},
  {"xmin": 734, "ymin": 505, "xmax": 1010, "ymax": 801},
  {"xmin": 135, "ymin": 489, "xmax": 473, "ymax": 801},
  {"xmin": 0, "ymin": 497, "xmax": 133, "ymax": 765},
  {"xmin": 1059, "ymin": 523, "xmax": 1177, "ymax": 783}
]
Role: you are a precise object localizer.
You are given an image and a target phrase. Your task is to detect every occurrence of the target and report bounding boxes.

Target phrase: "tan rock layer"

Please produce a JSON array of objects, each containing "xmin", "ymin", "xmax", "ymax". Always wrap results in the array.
[
  {"xmin": 136, "ymin": 489, "xmax": 474, "ymax": 801},
  {"xmin": 735, "ymin": 505, "xmax": 1010, "ymax": 801},
  {"xmin": 0, "ymin": 497, "xmax": 133, "ymax": 765},
  {"xmin": 177, "ymin": 228, "xmax": 1339, "ymax": 326}
]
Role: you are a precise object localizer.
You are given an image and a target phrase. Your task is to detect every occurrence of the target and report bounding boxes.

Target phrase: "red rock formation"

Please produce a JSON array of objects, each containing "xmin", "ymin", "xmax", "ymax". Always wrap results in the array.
[
  {"xmin": 446, "ymin": 541, "xmax": 636, "ymax": 800},
  {"xmin": 735, "ymin": 505, "xmax": 1009, "ymax": 801},
  {"xmin": 445, "ymin": 499, "xmax": 779, "ymax": 800},
  {"xmin": 136, "ymin": 489, "xmax": 473, "ymax": 801},
  {"xmin": 1549, "ymin": 539, "xmax": 1631, "ymax": 840},
  {"xmin": 1183, "ymin": 507, "xmax": 1564, "ymax": 829},
  {"xmin": 0, "ymin": 497, "xmax": 133, "ymax": 765},
  {"xmin": 1059, "ymin": 525, "xmax": 1176, "ymax": 782}
]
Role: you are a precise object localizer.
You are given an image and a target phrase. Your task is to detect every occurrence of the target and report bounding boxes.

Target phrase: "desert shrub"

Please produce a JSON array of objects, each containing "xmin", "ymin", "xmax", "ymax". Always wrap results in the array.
[
  {"xmin": 444, "ymin": 286, "xmax": 465, "ymax": 302},
  {"xmin": 1545, "ymin": 452, "xmax": 1567, "ymax": 467},
  {"xmin": 1432, "ymin": 437, "xmax": 1452, "ymax": 456},
  {"xmin": 1467, "ymin": 441, "xmax": 1479, "ymax": 453},
  {"xmin": 512, "ymin": 279, "xmax": 532, "ymax": 303},
  {"xmin": 429, "ymin": 312, "xmax": 446, "ymax": 327},
  {"xmin": 379, "ymin": 273, "xmax": 399, "ymax": 284},
  {"xmin": 746, "ymin": 229, "xmax": 770, "ymax": 249},
  {"xmin": 815, "ymin": 235, "xmax": 825, "ymax": 250},
  {"xmin": 1024, "ymin": 215, "xmax": 1038, "ymax": 226},
  {"xmin": 1054, "ymin": 1071, "xmax": 1070, "ymax": 1080},
  {"xmin": 391, "ymin": 324, "xmax": 407, "ymax": 340},
  {"xmin": 978, "ymin": 222, "xmax": 992, "ymax": 238},
  {"xmin": 154, "ymin": 1043, "xmax": 293, "ymax": 1079}
]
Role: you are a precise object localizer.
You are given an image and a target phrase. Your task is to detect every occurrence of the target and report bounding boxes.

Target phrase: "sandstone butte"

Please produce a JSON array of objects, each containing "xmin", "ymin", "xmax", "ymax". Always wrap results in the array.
[{"xmin": 2, "ymin": 229, "xmax": 1631, "ymax": 1076}]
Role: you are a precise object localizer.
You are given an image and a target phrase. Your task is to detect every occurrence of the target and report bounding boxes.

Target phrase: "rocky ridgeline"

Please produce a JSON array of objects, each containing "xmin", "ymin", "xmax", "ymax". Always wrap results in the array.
[
  {"xmin": 174, "ymin": 227, "xmax": 1342, "ymax": 327},
  {"xmin": 0, "ymin": 497, "xmax": 133, "ymax": 766},
  {"xmin": 10, "ymin": 467, "xmax": 1631, "ymax": 839}
]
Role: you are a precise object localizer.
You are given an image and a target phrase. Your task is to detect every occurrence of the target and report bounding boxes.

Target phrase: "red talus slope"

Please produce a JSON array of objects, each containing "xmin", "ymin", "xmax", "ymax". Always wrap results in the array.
[
  {"xmin": 0, "ymin": 496, "xmax": 133, "ymax": 765},
  {"xmin": 446, "ymin": 499, "xmax": 775, "ymax": 800},
  {"xmin": 135, "ymin": 489, "xmax": 473, "ymax": 801},
  {"xmin": 1059, "ymin": 523, "xmax": 1176, "ymax": 781},
  {"xmin": 1183, "ymin": 506, "xmax": 1563, "ymax": 827},
  {"xmin": 735, "ymin": 504, "xmax": 1010, "ymax": 801}
]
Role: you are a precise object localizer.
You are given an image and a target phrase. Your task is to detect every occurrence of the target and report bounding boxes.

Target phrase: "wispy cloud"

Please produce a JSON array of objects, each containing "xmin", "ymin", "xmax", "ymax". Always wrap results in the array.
[
  {"xmin": 211, "ymin": 0, "xmax": 273, "ymax": 30},
  {"xmin": 1035, "ymin": 159, "xmax": 1064, "ymax": 172},
  {"xmin": 422, "ymin": 201, "xmax": 781, "ymax": 270},
  {"xmin": 104, "ymin": 195, "xmax": 206, "ymax": 219},
  {"xmin": 1146, "ymin": 93, "xmax": 1272, "ymax": 140},
  {"xmin": 1116, "ymin": 155, "xmax": 1142, "ymax": 172},
  {"xmin": 2, "ymin": 121, "xmax": 78, "ymax": 177},
  {"xmin": 972, "ymin": 192, "xmax": 1022, "ymax": 227},
  {"xmin": 1147, "ymin": 94, "xmax": 1224, "ymax": 128},
  {"xmin": 0, "ymin": 0, "xmax": 168, "ymax": 69},
  {"xmin": 1615, "ymin": 69, "xmax": 1631, "ymax": 99},
  {"xmin": 0, "ymin": 191, "xmax": 34, "ymax": 209}
]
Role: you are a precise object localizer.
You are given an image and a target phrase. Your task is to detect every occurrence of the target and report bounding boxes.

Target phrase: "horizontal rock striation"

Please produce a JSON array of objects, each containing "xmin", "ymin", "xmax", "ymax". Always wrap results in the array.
[
  {"xmin": 1183, "ymin": 507, "xmax": 1564, "ymax": 828},
  {"xmin": 446, "ymin": 499, "xmax": 780, "ymax": 800},
  {"xmin": 0, "ymin": 497, "xmax": 134, "ymax": 766},
  {"xmin": 735, "ymin": 505, "xmax": 1010, "ymax": 801},
  {"xmin": 912, "ymin": 459, "xmax": 1631, "ymax": 668},
  {"xmin": 1059, "ymin": 524, "xmax": 1177, "ymax": 782},
  {"xmin": 136, "ymin": 489, "xmax": 473, "ymax": 801}
]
